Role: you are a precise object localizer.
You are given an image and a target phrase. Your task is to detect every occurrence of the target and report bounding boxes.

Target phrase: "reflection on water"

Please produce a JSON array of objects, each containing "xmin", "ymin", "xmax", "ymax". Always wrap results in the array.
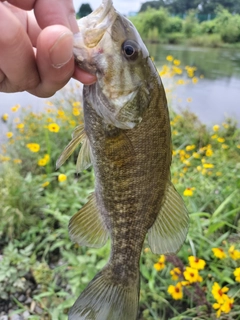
[{"xmin": 148, "ymin": 44, "xmax": 240, "ymax": 126}]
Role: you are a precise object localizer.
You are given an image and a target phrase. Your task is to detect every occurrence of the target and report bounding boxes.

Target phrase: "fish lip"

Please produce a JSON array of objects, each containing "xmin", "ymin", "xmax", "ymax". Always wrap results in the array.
[{"xmin": 74, "ymin": 0, "xmax": 116, "ymax": 49}]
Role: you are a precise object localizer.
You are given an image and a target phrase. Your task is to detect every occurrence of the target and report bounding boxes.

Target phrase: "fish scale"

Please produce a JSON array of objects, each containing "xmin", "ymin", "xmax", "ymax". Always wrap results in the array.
[{"xmin": 56, "ymin": 0, "xmax": 189, "ymax": 318}]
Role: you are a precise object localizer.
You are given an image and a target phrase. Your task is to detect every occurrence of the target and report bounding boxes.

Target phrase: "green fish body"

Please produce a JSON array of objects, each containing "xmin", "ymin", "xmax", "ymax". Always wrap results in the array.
[{"xmin": 57, "ymin": 1, "xmax": 189, "ymax": 319}]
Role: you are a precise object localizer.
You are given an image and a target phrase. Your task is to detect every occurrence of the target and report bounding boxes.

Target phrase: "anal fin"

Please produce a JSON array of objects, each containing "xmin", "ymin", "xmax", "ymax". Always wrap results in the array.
[
  {"xmin": 69, "ymin": 193, "xmax": 108, "ymax": 248},
  {"xmin": 148, "ymin": 181, "xmax": 189, "ymax": 255}
]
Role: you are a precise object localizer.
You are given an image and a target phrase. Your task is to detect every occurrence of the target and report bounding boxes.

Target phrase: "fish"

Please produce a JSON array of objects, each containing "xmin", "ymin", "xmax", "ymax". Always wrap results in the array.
[{"xmin": 56, "ymin": 0, "xmax": 189, "ymax": 319}]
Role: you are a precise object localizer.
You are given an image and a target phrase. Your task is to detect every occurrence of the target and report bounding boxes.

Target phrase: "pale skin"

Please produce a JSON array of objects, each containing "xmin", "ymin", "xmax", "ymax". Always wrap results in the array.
[{"xmin": 0, "ymin": 0, "xmax": 97, "ymax": 97}]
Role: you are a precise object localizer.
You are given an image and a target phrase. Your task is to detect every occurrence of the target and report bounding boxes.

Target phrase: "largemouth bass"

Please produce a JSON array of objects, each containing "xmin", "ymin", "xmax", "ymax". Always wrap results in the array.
[{"xmin": 57, "ymin": 0, "xmax": 189, "ymax": 319}]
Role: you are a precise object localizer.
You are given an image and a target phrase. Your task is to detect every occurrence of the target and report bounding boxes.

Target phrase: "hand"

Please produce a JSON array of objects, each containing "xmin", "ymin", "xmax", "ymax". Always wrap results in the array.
[{"xmin": 0, "ymin": 0, "xmax": 97, "ymax": 97}]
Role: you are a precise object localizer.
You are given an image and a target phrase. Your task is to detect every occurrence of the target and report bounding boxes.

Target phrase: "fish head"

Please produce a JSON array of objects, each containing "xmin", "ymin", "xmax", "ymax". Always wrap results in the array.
[{"xmin": 74, "ymin": 0, "xmax": 154, "ymax": 129}]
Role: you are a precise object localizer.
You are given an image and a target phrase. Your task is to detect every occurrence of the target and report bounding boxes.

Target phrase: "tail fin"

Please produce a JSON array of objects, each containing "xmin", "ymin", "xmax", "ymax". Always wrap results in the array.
[{"xmin": 68, "ymin": 266, "xmax": 139, "ymax": 320}]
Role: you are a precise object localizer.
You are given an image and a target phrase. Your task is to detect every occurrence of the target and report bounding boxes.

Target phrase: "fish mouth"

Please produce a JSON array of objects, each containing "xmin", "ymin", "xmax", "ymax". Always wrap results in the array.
[{"xmin": 73, "ymin": 0, "xmax": 117, "ymax": 74}]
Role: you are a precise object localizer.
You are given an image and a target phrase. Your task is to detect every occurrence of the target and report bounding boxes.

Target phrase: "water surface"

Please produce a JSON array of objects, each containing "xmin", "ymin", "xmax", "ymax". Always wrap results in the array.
[{"xmin": 0, "ymin": 44, "xmax": 239, "ymax": 138}]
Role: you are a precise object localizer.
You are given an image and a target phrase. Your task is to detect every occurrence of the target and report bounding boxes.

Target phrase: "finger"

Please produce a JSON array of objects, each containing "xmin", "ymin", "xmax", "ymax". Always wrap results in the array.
[
  {"xmin": 2, "ymin": 3, "xmax": 42, "ymax": 47},
  {"xmin": 3, "ymin": 0, "xmax": 79, "ymax": 32},
  {"xmin": 28, "ymin": 25, "xmax": 75, "ymax": 97},
  {"xmin": 73, "ymin": 67, "xmax": 97, "ymax": 85},
  {"xmin": 0, "ymin": 2, "xmax": 39, "ymax": 92}
]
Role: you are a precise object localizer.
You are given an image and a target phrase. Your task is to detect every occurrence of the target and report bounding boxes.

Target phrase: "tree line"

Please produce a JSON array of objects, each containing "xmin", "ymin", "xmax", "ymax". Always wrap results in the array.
[{"xmin": 140, "ymin": 0, "xmax": 240, "ymax": 15}]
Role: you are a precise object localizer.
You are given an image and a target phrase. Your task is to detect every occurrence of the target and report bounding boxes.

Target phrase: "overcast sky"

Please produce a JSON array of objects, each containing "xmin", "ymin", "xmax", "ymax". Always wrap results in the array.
[{"xmin": 73, "ymin": 0, "xmax": 142, "ymax": 15}]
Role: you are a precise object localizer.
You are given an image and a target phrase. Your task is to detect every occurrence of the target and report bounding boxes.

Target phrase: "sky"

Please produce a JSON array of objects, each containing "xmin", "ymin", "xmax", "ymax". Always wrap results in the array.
[{"xmin": 73, "ymin": 0, "xmax": 142, "ymax": 15}]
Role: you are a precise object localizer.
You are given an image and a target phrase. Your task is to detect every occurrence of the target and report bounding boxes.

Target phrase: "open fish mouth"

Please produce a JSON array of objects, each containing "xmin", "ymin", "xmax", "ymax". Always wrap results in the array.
[{"xmin": 74, "ymin": 0, "xmax": 116, "ymax": 49}]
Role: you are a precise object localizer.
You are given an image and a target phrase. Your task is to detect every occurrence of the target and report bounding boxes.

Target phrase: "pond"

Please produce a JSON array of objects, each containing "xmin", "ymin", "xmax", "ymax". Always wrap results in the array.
[
  {"xmin": 0, "ymin": 43, "xmax": 240, "ymax": 142},
  {"xmin": 148, "ymin": 43, "xmax": 240, "ymax": 126}
]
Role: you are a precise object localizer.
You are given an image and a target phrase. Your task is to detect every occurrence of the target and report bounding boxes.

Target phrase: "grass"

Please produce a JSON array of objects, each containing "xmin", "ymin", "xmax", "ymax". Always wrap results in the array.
[{"xmin": 0, "ymin": 59, "xmax": 240, "ymax": 319}]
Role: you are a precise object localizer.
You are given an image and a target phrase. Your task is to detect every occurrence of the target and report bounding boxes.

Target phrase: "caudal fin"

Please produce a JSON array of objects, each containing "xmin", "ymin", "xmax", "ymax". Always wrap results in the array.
[{"xmin": 68, "ymin": 266, "xmax": 139, "ymax": 320}]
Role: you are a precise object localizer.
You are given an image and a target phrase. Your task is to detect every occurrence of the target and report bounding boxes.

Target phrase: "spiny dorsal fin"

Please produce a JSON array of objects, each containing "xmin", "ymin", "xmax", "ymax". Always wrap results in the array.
[
  {"xmin": 69, "ymin": 193, "xmax": 108, "ymax": 248},
  {"xmin": 148, "ymin": 181, "xmax": 189, "ymax": 255}
]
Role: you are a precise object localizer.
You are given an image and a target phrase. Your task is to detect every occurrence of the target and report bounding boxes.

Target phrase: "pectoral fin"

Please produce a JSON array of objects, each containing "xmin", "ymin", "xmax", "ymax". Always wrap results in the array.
[
  {"xmin": 76, "ymin": 135, "xmax": 92, "ymax": 173},
  {"xmin": 56, "ymin": 124, "xmax": 92, "ymax": 172},
  {"xmin": 148, "ymin": 181, "xmax": 189, "ymax": 255},
  {"xmin": 69, "ymin": 193, "xmax": 108, "ymax": 248}
]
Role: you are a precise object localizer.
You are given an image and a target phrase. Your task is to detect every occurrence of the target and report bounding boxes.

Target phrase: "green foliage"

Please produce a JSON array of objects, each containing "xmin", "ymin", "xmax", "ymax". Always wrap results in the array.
[
  {"xmin": 165, "ymin": 16, "xmax": 183, "ymax": 33},
  {"xmin": 131, "ymin": 6, "xmax": 240, "ymax": 46},
  {"xmin": 216, "ymin": 9, "xmax": 240, "ymax": 43},
  {"xmin": 0, "ymin": 77, "xmax": 240, "ymax": 318},
  {"xmin": 183, "ymin": 10, "xmax": 200, "ymax": 38},
  {"xmin": 77, "ymin": 3, "xmax": 92, "ymax": 18}
]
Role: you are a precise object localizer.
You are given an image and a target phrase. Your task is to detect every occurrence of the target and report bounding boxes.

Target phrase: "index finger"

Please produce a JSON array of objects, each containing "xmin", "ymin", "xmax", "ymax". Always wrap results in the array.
[{"xmin": 2, "ymin": 0, "xmax": 79, "ymax": 32}]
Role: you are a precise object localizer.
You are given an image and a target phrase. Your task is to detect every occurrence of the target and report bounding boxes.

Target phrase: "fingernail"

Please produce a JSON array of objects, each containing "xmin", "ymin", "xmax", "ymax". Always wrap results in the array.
[{"xmin": 50, "ymin": 32, "xmax": 73, "ymax": 68}]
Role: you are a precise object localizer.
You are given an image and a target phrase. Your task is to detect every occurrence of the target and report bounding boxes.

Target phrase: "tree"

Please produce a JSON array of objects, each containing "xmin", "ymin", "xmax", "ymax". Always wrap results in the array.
[
  {"xmin": 77, "ymin": 3, "xmax": 92, "ymax": 18},
  {"xmin": 139, "ymin": 1, "xmax": 165, "ymax": 12}
]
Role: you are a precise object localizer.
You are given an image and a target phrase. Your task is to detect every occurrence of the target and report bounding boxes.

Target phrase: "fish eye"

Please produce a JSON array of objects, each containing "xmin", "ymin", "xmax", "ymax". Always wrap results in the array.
[{"xmin": 122, "ymin": 40, "xmax": 139, "ymax": 60}]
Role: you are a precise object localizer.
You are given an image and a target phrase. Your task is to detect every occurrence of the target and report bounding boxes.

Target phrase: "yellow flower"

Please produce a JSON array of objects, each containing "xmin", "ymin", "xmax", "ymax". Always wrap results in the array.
[
  {"xmin": 221, "ymin": 296, "xmax": 234, "ymax": 314},
  {"xmin": 203, "ymin": 163, "xmax": 214, "ymax": 169},
  {"xmin": 212, "ymin": 247, "xmax": 226, "ymax": 259},
  {"xmin": 211, "ymin": 282, "xmax": 229, "ymax": 304},
  {"xmin": 16, "ymin": 123, "xmax": 24, "ymax": 129},
  {"xmin": 167, "ymin": 282, "xmax": 183, "ymax": 300},
  {"xmin": 154, "ymin": 255, "xmax": 165, "ymax": 271},
  {"xmin": 183, "ymin": 187, "xmax": 195, "ymax": 197},
  {"xmin": 222, "ymin": 144, "xmax": 229, "ymax": 149},
  {"xmin": 237, "ymin": 144, "xmax": 240, "ymax": 149},
  {"xmin": 57, "ymin": 110, "xmax": 65, "ymax": 117},
  {"xmin": 177, "ymin": 79, "xmax": 185, "ymax": 85},
  {"xmin": 6, "ymin": 132, "xmax": 13, "ymax": 138},
  {"xmin": 197, "ymin": 165, "xmax": 202, "ymax": 171},
  {"xmin": 212, "ymin": 298, "xmax": 234, "ymax": 319},
  {"xmin": 185, "ymin": 144, "xmax": 195, "ymax": 151},
  {"xmin": 222, "ymin": 122, "xmax": 229, "ymax": 129},
  {"xmin": 228, "ymin": 245, "xmax": 240, "ymax": 260},
  {"xmin": 216, "ymin": 171, "xmax": 222, "ymax": 176},
  {"xmin": 38, "ymin": 158, "xmax": 47, "ymax": 166},
  {"xmin": 69, "ymin": 120, "xmax": 77, "ymax": 127},
  {"xmin": 2, "ymin": 113, "xmax": 8, "ymax": 122},
  {"xmin": 72, "ymin": 107, "xmax": 81, "ymax": 116},
  {"xmin": 233, "ymin": 267, "xmax": 240, "ymax": 282},
  {"xmin": 58, "ymin": 173, "xmax": 67, "ymax": 182},
  {"xmin": 188, "ymin": 256, "xmax": 206, "ymax": 270},
  {"xmin": 205, "ymin": 149, "xmax": 213, "ymax": 157},
  {"xmin": 42, "ymin": 181, "xmax": 50, "ymax": 188},
  {"xmin": 183, "ymin": 267, "xmax": 202, "ymax": 283},
  {"xmin": 213, "ymin": 125, "xmax": 220, "ymax": 132},
  {"xmin": 11, "ymin": 104, "xmax": 20, "ymax": 112},
  {"xmin": 44, "ymin": 154, "xmax": 50, "ymax": 162},
  {"xmin": 193, "ymin": 152, "xmax": 200, "ymax": 159},
  {"xmin": 211, "ymin": 134, "xmax": 218, "ymax": 140},
  {"xmin": 192, "ymin": 77, "xmax": 198, "ymax": 84},
  {"xmin": 45, "ymin": 101, "xmax": 54, "ymax": 106},
  {"xmin": 48, "ymin": 123, "xmax": 60, "ymax": 133},
  {"xmin": 217, "ymin": 137, "xmax": 225, "ymax": 143},
  {"xmin": 72, "ymin": 101, "xmax": 81, "ymax": 107},
  {"xmin": 26, "ymin": 143, "xmax": 40, "ymax": 153},
  {"xmin": 173, "ymin": 59, "xmax": 181, "ymax": 66},
  {"xmin": 170, "ymin": 267, "xmax": 181, "ymax": 280},
  {"xmin": 166, "ymin": 55, "xmax": 173, "ymax": 62},
  {"xmin": 13, "ymin": 159, "xmax": 22, "ymax": 164},
  {"xmin": 187, "ymin": 97, "xmax": 192, "ymax": 103}
]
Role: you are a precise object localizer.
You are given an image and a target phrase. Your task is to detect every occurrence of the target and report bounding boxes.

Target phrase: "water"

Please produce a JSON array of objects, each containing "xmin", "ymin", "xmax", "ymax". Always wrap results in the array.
[
  {"xmin": 0, "ymin": 44, "xmax": 240, "ymax": 135},
  {"xmin": 148, "ymin": 44, "xmax": 240, "ymax": 126}
]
